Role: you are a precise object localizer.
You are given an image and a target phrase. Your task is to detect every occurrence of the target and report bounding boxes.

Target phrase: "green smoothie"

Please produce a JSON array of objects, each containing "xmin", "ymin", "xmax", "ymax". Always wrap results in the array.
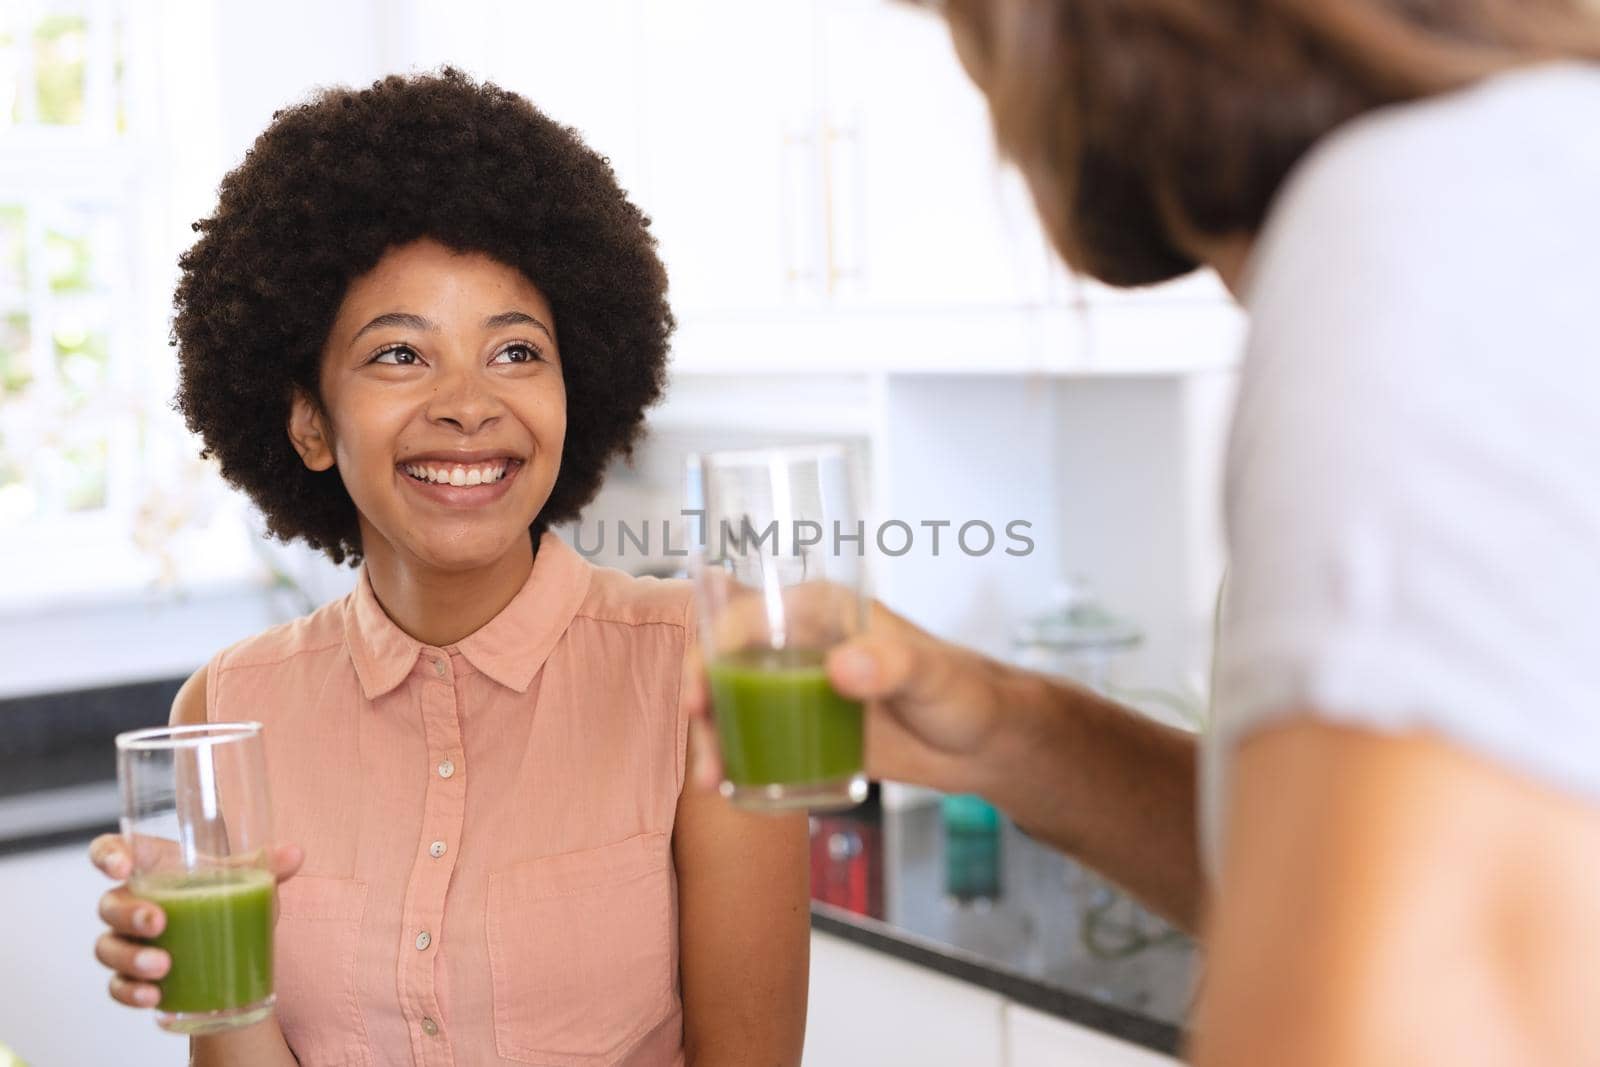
[
  {"xmin": 708, "ymin": 647, "xmax": 864, "ymax": 786},
  {"xmin": 134, "ymin": 867, "xmax": 275, "ymax": 1016}
]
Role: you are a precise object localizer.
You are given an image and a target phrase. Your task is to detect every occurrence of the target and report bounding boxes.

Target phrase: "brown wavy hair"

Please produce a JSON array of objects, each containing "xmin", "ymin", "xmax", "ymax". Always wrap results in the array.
[{"xmin": 942, "ymin": 0, "xmax": 1600, "ymax": 286}]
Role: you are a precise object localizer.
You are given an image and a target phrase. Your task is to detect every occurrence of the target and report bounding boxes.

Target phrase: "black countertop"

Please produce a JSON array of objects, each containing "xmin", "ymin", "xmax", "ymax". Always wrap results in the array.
[
  {"xmin": 3, "ymin": 678, "xmax": 1192, "ymax": 1055},
  {"xmin": 0, "ymin": 678, "xmax": 179, "ymax": 854},
  {"xmin": 809, "ymin": 800, "xmax": 1191, "ymax": 1056}
]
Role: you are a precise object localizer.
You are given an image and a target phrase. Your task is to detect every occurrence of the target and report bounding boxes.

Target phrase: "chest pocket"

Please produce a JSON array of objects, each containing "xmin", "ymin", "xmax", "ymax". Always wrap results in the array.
[
  {"xmin": 486, "ymin": 832, "xmax": 675, "ymax": 1065},
  {"xmin": 275, "ymin": 876, "xmax": 373, "ymax": 1067}
]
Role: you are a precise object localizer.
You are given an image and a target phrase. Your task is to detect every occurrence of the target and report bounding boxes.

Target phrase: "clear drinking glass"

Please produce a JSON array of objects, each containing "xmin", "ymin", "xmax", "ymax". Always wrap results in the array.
[
  {"xmin": 115, "ymin": 722, "xmax": 276, "ymax": 1035},
  {"xmin": 690, "ymin": 444, "xmax": 869, "ymax": 812}
]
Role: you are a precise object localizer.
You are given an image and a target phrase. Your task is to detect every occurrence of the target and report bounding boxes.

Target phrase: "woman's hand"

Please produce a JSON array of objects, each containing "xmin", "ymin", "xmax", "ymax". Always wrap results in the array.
[
  {"xmin": 88, "ymin": 834, "xmax": 305, "ymax": 1010},
  {"xmin": 682, "ymin": 590, "xmax": 1018, "ymax": 797}
]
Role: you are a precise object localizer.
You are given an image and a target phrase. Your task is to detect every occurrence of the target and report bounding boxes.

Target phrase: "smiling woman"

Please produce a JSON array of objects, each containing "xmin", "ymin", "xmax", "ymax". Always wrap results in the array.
[
  {"xmin": 85, "ymin": 70, "xmax": 811, "ymax": 1067},
  {"xmin": 173, "ymin": 68, "xmax": 672, "ymax": 567}
]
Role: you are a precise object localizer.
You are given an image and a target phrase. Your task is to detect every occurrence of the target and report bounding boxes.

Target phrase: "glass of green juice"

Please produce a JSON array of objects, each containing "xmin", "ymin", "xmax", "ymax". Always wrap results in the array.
[
  {"xmin": 115, "ymin": 722, "xmax": 276, "ymax": 1035},
  {"xmin": 691, "ymin": 444, "xmax": 869, "ymax": 812}
]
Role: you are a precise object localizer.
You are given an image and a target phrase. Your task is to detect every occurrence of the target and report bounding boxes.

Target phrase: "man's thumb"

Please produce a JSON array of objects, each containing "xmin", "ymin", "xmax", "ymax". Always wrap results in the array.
[{"xmin": 827, "ymin": 634, "xmax": 919, "ymax": 701}]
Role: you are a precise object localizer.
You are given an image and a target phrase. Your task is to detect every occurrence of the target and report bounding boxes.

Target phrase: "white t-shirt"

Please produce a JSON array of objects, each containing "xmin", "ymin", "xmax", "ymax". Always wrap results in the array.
[{"xmin": 1204, "ymin": 62, "xmax": 1600, "ymax": 875}]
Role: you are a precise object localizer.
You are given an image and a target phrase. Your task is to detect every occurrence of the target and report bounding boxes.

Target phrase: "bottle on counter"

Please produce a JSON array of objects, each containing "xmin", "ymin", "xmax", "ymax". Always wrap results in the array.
[{"xmin": 941, "ymin": 792, "xmax": 1001, "ymax": 905}]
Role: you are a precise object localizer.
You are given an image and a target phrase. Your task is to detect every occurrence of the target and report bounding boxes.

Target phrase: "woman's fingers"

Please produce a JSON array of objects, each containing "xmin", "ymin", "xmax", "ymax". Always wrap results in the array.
[
  {"xmin": 93, "ymin": 835, "xmax": 303, "ymax": 1014},
  {"xmin": 687, "ymin": 716, "xmax": 724, "ymax": 791},
  {"xmin": 107, "ymin": 973, "xmax": 162, "ymax": 1009},
  {"xmin": 88, "ymin": 833, "xmax": 132, "ymax": 881},
  {"xmin": 96, "ymin": 833, "xmax": 302, "ymax": 887},
  {"xmin": 95, "ymin": 931, "xmax": 169, "ymax": 981},
  {"xmin": 270, "ymin": 842, "xmax": 305, "ymax": 884},
  {"xmin": 93, "ymin": 837, "xmax": 167, "ymax": 1011},
  {"xmin": 680, "ymin": 640, "xmax": 709, "ymax": 723},
  {"xmin": 98, "ymin": 885, "xmax": 164, "ymax": 939},
  {"xmin": 680, "ymin": 633, "xmax": 726, "ymax": 790}
]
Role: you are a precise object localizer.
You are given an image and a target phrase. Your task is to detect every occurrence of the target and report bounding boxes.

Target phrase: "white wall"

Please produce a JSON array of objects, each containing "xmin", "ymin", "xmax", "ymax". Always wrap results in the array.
[
  {"xmin": 873, "ymin": 375, "xmax": 1066, "ymax": 663},
  {"xmin": 1049, "ymin": 371, "xmax": 1234, "ymax": 698}
]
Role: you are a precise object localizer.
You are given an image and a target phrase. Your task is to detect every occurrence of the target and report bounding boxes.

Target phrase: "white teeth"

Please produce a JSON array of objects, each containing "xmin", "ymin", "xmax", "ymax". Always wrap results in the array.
[{"xmin": 403, "ymin": 461, "xmax": 511, "ymax": 485}]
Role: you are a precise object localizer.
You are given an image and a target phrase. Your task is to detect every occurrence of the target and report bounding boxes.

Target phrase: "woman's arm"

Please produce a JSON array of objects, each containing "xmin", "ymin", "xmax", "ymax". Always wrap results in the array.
[
  {"xmin": 1190, "ymin": 719, "xmax": 1600, "ymax": 1066},
  {"xmin": 673, "ymin": 736, "xmax": 810, "ymax": 1067},
  {"xmin": 190, "ymin": 1018, "xmax": 301, "ymax": 1067}
]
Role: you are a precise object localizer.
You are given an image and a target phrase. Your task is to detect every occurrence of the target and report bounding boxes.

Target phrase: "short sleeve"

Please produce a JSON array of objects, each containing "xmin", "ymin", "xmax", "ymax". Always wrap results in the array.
[{"xmin": 1213, "ymin": 71, "xmax": 1600, "ymax": 814}]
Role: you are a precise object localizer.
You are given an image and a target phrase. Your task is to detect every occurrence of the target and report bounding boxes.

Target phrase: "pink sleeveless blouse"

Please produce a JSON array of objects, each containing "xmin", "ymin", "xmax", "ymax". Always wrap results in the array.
[{"xmin": 204, "ymin": 534, "xmax": 692, "ymax": 1066}]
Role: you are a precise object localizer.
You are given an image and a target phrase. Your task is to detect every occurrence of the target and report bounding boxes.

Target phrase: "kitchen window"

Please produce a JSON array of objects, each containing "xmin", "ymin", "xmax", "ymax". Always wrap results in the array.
[
  {"xmin": 1, "ymin": 1, "xmax": 134, "ymax": 529},
  {"xmin": 0, "ymin": 0, "xmax": 271, "ymax": 620}
]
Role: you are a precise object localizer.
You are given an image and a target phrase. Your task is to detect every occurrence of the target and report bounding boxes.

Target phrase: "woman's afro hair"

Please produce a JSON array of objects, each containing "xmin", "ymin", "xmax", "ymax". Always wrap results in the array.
[{"xmin": 173, "ymin": 68, "xmax": 673, "ymax": 564}]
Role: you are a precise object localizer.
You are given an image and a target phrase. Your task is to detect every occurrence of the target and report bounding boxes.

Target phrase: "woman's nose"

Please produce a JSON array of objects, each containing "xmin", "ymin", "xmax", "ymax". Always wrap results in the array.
[{"xmin": 426, "ymin": 369, "xmax": 503, "ymax": 435}]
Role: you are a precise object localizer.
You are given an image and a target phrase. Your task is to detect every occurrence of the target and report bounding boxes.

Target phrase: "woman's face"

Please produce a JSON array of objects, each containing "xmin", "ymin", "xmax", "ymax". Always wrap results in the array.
[{"xmin": 289, "ymin": 238, "xmax": 566, "ymax": 574}]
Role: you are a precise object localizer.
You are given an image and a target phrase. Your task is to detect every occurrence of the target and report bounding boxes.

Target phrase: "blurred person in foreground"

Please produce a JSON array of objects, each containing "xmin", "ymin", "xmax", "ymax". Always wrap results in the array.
[{"xmin": 685, "ymin": 1, "xmax": 1600, "ymax": 1062}]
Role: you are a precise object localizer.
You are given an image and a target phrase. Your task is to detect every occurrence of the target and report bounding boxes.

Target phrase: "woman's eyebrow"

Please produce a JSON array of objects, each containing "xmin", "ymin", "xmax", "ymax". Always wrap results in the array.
[
  {"xmin": 350, "ymin": 309, "xmax": 554, "ymax": 343},
  {"xmin": 352, "ymin": 311, "xmax": 436, "ymax": 342},
  {"xmin": 483, "ymin": 310, "xmax": 554, "ymax": 341}
]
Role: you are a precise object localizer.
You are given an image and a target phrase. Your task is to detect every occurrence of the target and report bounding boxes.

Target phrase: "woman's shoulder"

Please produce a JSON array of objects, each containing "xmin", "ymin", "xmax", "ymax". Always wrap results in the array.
[
  {"xmin": 210, "ymin": 594, "xmax": 354, "ymax": 678},
  {"xmin": 574, "ymin": 562, "xmax": 694, "ymax": 634}
]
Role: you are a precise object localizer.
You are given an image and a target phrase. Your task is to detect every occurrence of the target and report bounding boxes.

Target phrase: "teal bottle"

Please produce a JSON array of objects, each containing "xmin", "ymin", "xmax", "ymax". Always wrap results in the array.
[{"xmin": 942, "ymin": 793, "xmax": 1001, "ymax": 902}]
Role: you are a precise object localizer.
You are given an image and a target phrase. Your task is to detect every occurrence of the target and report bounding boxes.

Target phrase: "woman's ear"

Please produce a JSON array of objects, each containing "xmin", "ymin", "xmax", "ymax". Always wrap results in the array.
[{"xmin": 287, "ymin": 389, "xmax": 336, "ymax": 472}]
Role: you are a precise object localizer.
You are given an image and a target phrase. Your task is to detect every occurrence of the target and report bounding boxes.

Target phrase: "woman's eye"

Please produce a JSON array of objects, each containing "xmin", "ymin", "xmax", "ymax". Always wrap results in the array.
[
  {"xmin": 492, "ymin": 343, "xmax": 543, "ymax": 365},
  {"xmin": 372, "ymin": 345, "xmax": 421, "ymax": 366}
]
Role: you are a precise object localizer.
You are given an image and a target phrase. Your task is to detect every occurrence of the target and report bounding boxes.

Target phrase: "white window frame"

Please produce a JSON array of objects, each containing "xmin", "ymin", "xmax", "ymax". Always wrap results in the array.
[{"xmin": 0, "ymin": 0, "xmax": 275, "ymax": 618}]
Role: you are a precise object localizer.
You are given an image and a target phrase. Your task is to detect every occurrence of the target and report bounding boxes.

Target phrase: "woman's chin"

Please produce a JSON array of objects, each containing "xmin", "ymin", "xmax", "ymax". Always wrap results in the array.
[{"xmin": 406, "ymin": 529, "xmax": 534, "ymax": 575}]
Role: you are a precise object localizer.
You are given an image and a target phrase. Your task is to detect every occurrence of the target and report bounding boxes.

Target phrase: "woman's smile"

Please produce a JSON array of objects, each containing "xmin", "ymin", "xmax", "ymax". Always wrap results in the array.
[{"xmin": 396, "ymin": 451, "xmax": 526, "ymax": 507}]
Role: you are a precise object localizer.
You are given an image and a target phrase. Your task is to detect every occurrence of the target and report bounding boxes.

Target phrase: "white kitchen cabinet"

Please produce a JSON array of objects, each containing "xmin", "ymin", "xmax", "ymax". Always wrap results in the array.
[
  {"xmin": 637, "ymin": 0, "xmax": 821, "ymax": 316},
  {"xmin": 806, "ymin": 931, "xmax": 1007, "ymax": 1067},
  {"xmin": 1005, "ymin": 1002, "xmax": 1181, "ymax": 1067},
  {"xmin": 805, "ymin": 931, "xmax": 1181, "ymax": 1067},
  {"xmin": 637, "ymin": 0, "xmax": 1057, "ymax": 320},
  {"xmin": 814, "ymin": 0, "xmax": 1062, "ymax": 312},
  {"xmin": 0, "ymin": 842, "xmax": 173, "ymax": 1067}
]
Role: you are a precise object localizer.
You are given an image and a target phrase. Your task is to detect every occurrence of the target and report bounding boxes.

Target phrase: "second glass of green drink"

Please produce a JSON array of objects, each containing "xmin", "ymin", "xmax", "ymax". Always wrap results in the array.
[
  {"xmin": 691, "ymin": 444, "xmax": 869, "ymax": 812},
  {"xmin": 116, "ymin": 722, "xmax": 277, "ymax": 1035}
]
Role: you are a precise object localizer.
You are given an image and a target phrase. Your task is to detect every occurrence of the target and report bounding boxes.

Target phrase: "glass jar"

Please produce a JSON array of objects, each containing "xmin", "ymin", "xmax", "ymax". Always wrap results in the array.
[{"xmin": 1011, "ymin": 578, "xmax": 1143, "ymax": 692}]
